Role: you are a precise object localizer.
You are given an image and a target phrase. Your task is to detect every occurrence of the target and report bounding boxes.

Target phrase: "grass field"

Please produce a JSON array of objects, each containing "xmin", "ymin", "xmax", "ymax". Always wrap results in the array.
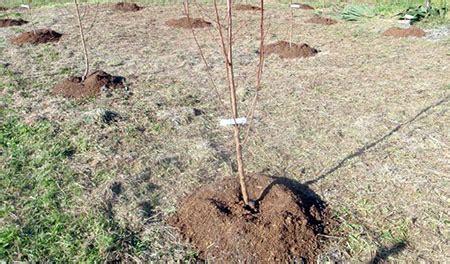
[{"xmin": 1, "ymin": 0, "xmax": 449, "ymax": 262}]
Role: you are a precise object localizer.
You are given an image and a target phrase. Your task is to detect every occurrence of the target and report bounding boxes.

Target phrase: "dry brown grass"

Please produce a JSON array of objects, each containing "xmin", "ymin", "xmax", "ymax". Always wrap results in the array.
[{"xmin": 0, "ymin": 3, "xmax": 449, "ymax": 262}]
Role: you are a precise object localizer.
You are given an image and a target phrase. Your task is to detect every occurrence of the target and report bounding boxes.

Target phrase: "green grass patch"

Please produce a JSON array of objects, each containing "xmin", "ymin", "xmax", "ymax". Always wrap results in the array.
[{"xmin": 0, "ymin": 113, "xmax": 148, "ymax": 261}]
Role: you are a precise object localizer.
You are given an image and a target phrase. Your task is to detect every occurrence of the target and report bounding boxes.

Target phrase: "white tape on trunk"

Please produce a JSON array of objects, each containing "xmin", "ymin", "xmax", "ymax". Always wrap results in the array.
[
  {"xmin": 220, "ymin": 117, "xmax": 247, "ymax": 126},
  {"xmin": 290, "ymin": 3, "xmax": 301, "ymax": 8}
]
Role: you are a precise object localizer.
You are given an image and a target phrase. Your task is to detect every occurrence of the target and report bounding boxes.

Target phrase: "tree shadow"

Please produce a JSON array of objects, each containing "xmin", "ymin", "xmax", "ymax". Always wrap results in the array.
[
  {"xmin": 256, "ymin": 175, "xmax": 329, "ymax": 233},
  {"xmin": 370, "ymin": 241, "xmax": 408, "ymax": 264},
  {"xmin": 305, "ymin": 95, "xmax": 449, "ymax": 185}
]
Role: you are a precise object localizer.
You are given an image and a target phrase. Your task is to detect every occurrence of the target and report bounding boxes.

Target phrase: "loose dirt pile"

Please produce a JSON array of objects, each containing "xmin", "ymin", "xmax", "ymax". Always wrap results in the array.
[
  {"xmin": 113, "ymin": 2, "xmax": 143, "ymax": 12},
  {"xmin": 52, "ymin": 71, "xmax": 124, "ymax": 100},
  {"xmin": 383, "ymin": 27, "xmax": 426, "ymax": 38},
  {"xmin": 297, "ymin": 3, "xmax": 315, "ymax": 10},
  {"xmin": 305, "ymin": 15, "xmax": 337, "ymax": 25},
  {"xmin": 11, "ymin": 29, "xmax": 62, "ymax": 45},
  {"xmin": 235, "ymin": 4, "xmax": 262, "ymax": 11},
  {"xmin": 0, "ymin": 18, "xmax": 28, "ymax": 27},
  {"xmin": 169, "ymin": 175, "xmax": 333, "ymax": 262},
  {"xmin": 264, "ymin": 41, "xmax": 319, "ymax": 59},
  {"xmin": 165, "ymin": 17, "xmax": 211, "ymax": 29}
]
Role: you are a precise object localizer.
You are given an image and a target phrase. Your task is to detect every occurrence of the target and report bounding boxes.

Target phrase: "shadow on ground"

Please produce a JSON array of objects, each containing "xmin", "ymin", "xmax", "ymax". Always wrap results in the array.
[
  {"xmin": 370, "ymin": 241, "xmax": 408, "ymax": 264},
  {"xmin": 305, "ymin": 95, "xmax": 449, "ymax": 185}
]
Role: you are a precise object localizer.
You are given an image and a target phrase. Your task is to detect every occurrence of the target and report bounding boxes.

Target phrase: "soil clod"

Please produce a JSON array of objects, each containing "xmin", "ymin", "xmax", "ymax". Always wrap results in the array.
[
  {"xmin": 305, "ymin": 15, "xmax": 337, "ymax": 25},
  {"xmin": 0, "ymin": 18, "xmax": 28, "ymax": 27},
  {"xmin": 52, "ymin": 71, "xmax": 125, "ymax": 100},
  {"xmin": 264, "ymin": 40, "xmax": 319, "ymax": 59},
  {"xmin": 168, "ymin": 175, "xmax": 334, "ymax": 262},
  {"xmin": 113, "ymin": 2, "xmax": 143, "ymax": 12},
  {"xmin": 11, "ymin": 29, "xmax": 62, "ymax": 45},
  {"xmin": 383, "ymin": 27, "xmax": 426, "ymax": 38},
  {"xmin": 165, "ymin": 17, "xmax": 211, "ymax": 29},
  {"xmin": 235, "ymin": 4, "xmax": 262, "ymax": 11}
]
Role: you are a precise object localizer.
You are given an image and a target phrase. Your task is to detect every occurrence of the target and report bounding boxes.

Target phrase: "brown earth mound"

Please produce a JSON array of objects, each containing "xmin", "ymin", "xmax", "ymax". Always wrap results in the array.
[
  {"xmin": 168, "ymin": 175, "xmax": 334, "ymax": 262},
  {"xmin": 11, "ymin": 29, "xmax": 62, "ymax": 45},
  {"xmin": 235, "ymin": 4, "xmax": 262, "ymax": 11},
  {"xmin": 297, "ymin": 3, "xmax": 315, "ymax": 10},
  {"xmin": 113, "ymin": 2, "xmax": 142, "ymax": 12},
  {"xmin": 165, "ymin": 17, "xmax": 212, "ymax": 29},
  {"xmin": 305, "ymin": 15, "xmax": 337, "ymax": 25},
  {"xmin": 0, "ymin": 18, "xmax": 28, "ymax": 27},
  {"xmin": 52, "ymin": 70, "xmax": 125, "ymax": 100},
  {"xmin": 383, "ymin": 26, "xmax": 426, "ymax": 38},
  {"xmin": 264, "ymin": 40, "xmax": 319, "ymax": 59}
]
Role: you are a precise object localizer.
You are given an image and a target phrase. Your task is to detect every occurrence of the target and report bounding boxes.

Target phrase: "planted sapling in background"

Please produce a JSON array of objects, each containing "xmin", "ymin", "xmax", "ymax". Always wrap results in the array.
[{"xmin": 52, "ymin": 0, "xmax": 125, "ymax": 100}]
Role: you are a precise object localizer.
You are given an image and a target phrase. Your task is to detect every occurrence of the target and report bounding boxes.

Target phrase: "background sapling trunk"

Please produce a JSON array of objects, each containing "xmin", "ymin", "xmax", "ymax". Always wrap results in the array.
[
  {"xmin": 74, "ymin": 0, "xmax": 89, "ymax": 81},
  {"xmin": 289, "ymin": 0, "xmax": 293, "ymax": 47}
]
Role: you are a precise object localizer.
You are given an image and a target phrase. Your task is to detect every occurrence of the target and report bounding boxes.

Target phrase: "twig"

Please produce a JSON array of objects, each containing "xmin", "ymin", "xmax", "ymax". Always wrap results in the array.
[
  {"xmin": 183, "ymin": 1, "xmax": 227, "ymax": 111},
  {"xmin": 242, "ymin": 0, "xmax": 266, "ymax": 146}
]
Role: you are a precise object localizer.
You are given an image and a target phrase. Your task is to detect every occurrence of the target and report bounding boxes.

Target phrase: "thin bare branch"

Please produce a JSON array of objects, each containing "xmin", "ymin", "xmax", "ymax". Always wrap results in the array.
[
  {"xmin": 74, "ymin": 0, "xmax": 89, "ymax": 80},
  {"xmin": 242, "ymin": 0, "xmax": 266, "ymax": 146},
  {"xmin": 183, "ymin": 1, "xmax": 227, "ymax": 111}
]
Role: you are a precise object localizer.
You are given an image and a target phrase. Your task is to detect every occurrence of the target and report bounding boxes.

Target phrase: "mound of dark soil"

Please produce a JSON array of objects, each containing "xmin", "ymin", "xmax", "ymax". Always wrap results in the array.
[
  {"xmin": 264, "ymin": 40, "xmax": 319, "ymax": 59},
  {"xmin": 165, "ymin": 17, "xmax": 212, "ymax": 29},
  {"xmin": 168, "ymin": 175, "xmax": 334, "ymax": 262},
  {"xmin": 113, "ymin": 2, "xmax": 142, "ymax": 12},
  {"xmin": 305, "ymin": 15, "xmax": 337, "ymax": 25},
  {"xmin": 383, "ymin": 27, "xmax": 426, "ymax": 38},
  {"xmin": 296, "ymin": 3, "xmax": 315, "ymax": 10},
  {"xmin": 52, "ymin": 70, "xmax": 125, "ymax": 100},
  {"xmin": 0, "ymin": 18, "xmax": 28, "ymax": 27},
  {"xmin": 11, "ymin": 29, "xmax": 62, "ymax": 45},
  {"xmin": 235, "ymin": 4, "xmax": 262, "ymax": 11}
]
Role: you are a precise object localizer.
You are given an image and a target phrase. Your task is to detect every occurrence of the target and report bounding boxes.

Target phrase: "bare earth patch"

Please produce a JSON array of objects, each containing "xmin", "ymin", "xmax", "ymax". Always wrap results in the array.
[
  {"xmin": 305, "ymin": 15, "xmax": 337, "ymax": 25},
  {"xmin": 0, "ymin": 18, "xmax": 28, "ymax": 27},
  {"xmin": 296, "ymin": 3, "xmax": 315, "ymax": 10},
  {"xmin": 265, "ymin": 40, "xmax": 319, "ymax": 59},
  {"xmin": 52, "ymin": 71, "xmax": 125, "ymax": 100},
  {"xmin": 235, "ymin": 4, "xmax": 262, "ymax": 11},
  {"xmin": 169, "ymin": 174, "xmax": 334, "ymax": 262},
  {"xmin": 383, "ymin": 27, "xmax": 426, "ymax": 38},
  {"xmin": 113, "ymin": 2, "xmax": 143, "ymax": 12},
  {"xmin": 165, "ymin": 17, "xmax": 212, "ymax": 29},
  {"xmin": 11, "ymin": 29, "xmax": 62, "ymax": 45}
]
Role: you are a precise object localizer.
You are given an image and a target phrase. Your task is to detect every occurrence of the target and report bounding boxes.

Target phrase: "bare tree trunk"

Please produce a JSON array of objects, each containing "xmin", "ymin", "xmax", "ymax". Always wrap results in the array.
[
  {"xmin": 289, "ymin": 0, "xmax": 293, "ymax": 47},
  {"xmin": 185, "ymin": 0, "xmax": 266, "ymax": 209},
  {"xmin": 225, "ymin": 0, "xmax": 250, "ymax": 207},
  {"xmin": 425, "ymin": 0, "xmax": 431, "ymax": 8},
  {"xmin": 74, "ymin": 0, "xmax": 89, "ymax": 81}
]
